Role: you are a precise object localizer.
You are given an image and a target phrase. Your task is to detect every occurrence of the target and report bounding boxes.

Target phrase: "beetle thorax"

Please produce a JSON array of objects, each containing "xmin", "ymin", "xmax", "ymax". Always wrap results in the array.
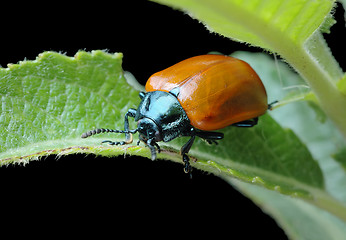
[{"xmin": 135, "ymin": 91, "xmax": 191, "ymax": 142}]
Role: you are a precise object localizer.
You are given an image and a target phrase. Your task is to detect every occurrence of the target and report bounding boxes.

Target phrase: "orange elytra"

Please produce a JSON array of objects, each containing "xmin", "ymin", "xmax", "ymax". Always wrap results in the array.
[{"xmin": 145, "ymin": 54, "xmax": 268, "ymax": 131}]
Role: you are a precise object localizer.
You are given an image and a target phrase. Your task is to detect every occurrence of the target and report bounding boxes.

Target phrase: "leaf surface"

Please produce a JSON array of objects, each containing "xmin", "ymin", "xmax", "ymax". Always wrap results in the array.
[
  {"xmin": 230, "ymin": 51, "xmax": 346, "ymax": 237},
  {"xmin": 0, "ymin": 51, "xmax": 140, "ymax": 163},
  {"xmin": 230, "ymin": 179, "xmax": 346, "ymax": 240},
  {"xmin": 152, "ymin": 0, "xmax": 334, "ymax": 49},
  {"xmin": 2, "ymin": 51, "xmax": 346, "ymax": 223}
]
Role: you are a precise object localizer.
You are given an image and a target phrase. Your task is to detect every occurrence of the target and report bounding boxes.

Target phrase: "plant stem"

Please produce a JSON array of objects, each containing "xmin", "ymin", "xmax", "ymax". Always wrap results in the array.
[
  {"xmin": 305, "ymin": 32, "xmax": 343, "ymax": 81},
  {"xmin": 312, "ymin": 190, "xmax": 346, "ymax": 222},
  {"xmin": 279, "ymin": 33, "xmax": 346, "ymax": 138}
]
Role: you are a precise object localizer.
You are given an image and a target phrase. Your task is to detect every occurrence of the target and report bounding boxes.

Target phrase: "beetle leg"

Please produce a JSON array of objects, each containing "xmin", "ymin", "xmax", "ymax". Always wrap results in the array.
[
  {"xmin": 154, "ymin": 142, "xmax": 161, "ymax": 153},
  {"xmin": 137, "ymin": 134, "xmax": 146, "ymax": 145},
  {"xmin": 147, "ymin": 138, "xmax": 158, "ymax": 161},
  {"xmin": 232, "ymin": 117, "xmax": 258, "ymax": 127},
  {"xmin": 268, "ymin": 100, "xmax": 278, "ymax": 110},
  {"xmin": 195, "ymin": 130, "xmax": 224, "ymax": 142},
  {"xmin": 182, "ymin": 154, "xmax": 192, "ymax": 179},
  {"xmin": 139, "ymin": 92, "xmax": 146, "ymax": 99},
  {"xmin": 180, "ymin": 135, "xmax": 196, "ymax": 174},
  {"xmin": 181, "ymin": 135, "xmax": 196, "ymax": 155},
  {"xmin": 99, "ymin": 108, "xmax": 137, "ymax": 145},
  {"xmin": 123, "ymin": 108, "xmax": 137, "ymax": 143},
  {"xmin": 138, "ymin": 133, "xmax": 161, "ymax": 156},
  {"xmin": 149, "ymin": 144, "xmax": 157, "ymax": 161}
]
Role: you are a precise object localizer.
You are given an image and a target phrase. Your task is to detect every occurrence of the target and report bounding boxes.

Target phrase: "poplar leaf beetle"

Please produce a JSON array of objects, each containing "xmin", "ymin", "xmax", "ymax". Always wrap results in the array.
[{"xmin": 82, "ymin": 55, "xmax": 274, "ymax": 174}]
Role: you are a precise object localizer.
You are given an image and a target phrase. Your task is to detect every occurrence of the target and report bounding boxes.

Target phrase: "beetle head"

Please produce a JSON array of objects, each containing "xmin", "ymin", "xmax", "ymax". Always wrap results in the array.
[{"xmin": 137, "ymin": 117, "xmax": 162, "ymax": 143}]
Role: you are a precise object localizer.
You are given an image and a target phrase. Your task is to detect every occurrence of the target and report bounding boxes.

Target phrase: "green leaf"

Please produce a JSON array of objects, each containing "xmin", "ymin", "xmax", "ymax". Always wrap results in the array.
[
  {"xmin": 337, "ymin": 74, "xmax": 346, "ymax": 95},
  {"xmin": 333, "ymin": 148, "xmax": 346, "ymax": 172},
  {"xmin": 1, "ymin": 51, "xmax": 322, "ymax": 193},
  {"xmin": 230, "ymin": 51, "xmax": 346, "ymax": 237},
  {"xmin": 164, "ymin": 113, "xmax": 324, "ymax": 198},
  {"xmin": 233, "ymin": 51, "xmax": 346, "ymax": 200},
  {"xmin": 152, "ymin": 0, "xmax": 333, "ymax": 48},
  {"xmin": 2, "ymin": 51, "xmax": 346, "ymax": 225},
  {"xmin": 230, "ymin": 179, "xmax": 346, "ymax": 240},
  {"xmin": 0, "ymin": 51, "xmax": 140, "ymax": 163}
]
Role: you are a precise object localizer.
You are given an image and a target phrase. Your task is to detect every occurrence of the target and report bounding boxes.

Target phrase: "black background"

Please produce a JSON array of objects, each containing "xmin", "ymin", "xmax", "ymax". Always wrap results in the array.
[{"xmin": 1, "ymin": 1, "xmax": 345, "ymax": 238}]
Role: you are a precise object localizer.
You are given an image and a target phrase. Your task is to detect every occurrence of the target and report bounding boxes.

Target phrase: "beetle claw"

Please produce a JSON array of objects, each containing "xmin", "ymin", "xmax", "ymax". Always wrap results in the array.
[{"xmin": 182, "ymin": 154, "xmax": 192, "ymax": 175}]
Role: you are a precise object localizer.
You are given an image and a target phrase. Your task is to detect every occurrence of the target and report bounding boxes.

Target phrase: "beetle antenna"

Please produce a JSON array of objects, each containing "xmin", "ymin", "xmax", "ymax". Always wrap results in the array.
[{"xmin": 81, "ymin": 128, "xmax": 138, "ymax": 138}]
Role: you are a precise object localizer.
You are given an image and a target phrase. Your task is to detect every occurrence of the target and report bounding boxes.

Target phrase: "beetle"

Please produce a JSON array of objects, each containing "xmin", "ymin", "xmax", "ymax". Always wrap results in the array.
[{"xmin": 81, "ymin": 54, "xmax": 271, "ymax": 174}]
